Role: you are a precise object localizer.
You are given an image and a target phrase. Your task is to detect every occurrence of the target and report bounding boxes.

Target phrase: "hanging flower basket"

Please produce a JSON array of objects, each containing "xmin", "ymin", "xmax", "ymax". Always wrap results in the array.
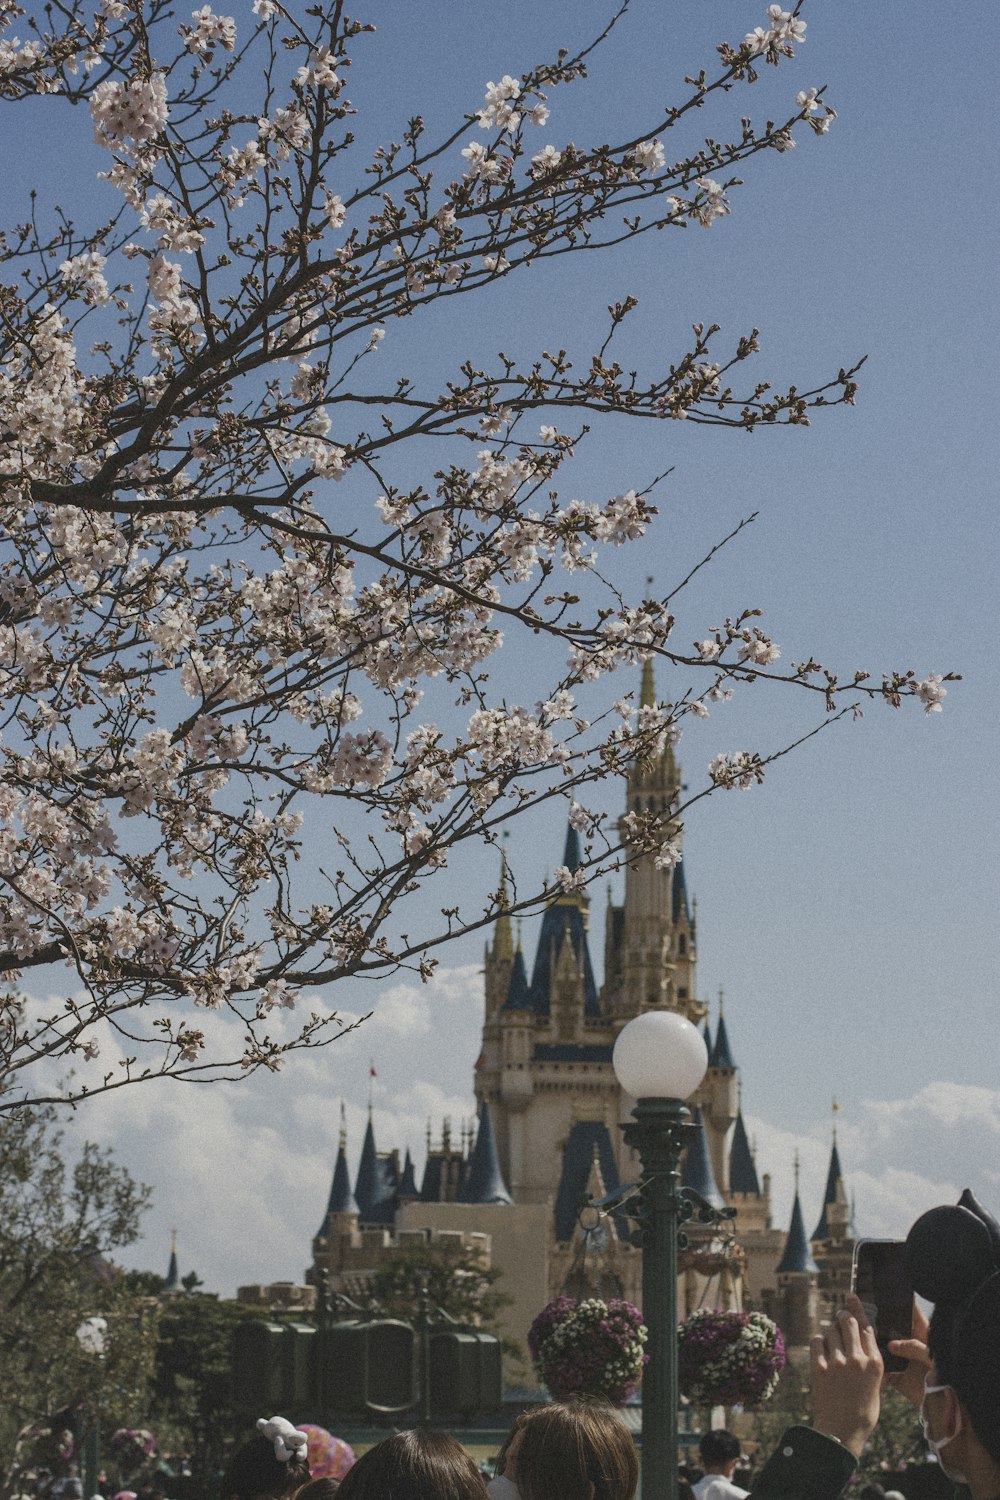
[
  {"xmin": 678, "ymin": 1309, "xmax": 785, "ymax": 1408},
  {"xmin": 110, "ymin": 1429, "xmax": 157, "ymax": 1474},
  {"xmin": 528, "ymin": 1295, "xmax": 648, "ymax": 1404}
]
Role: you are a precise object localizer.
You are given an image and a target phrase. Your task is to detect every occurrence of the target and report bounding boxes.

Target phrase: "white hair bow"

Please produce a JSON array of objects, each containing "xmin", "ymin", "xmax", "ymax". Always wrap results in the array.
[{"xmin": 256, "ymin": 1417, "xmax": 309, "ymax": 1464}]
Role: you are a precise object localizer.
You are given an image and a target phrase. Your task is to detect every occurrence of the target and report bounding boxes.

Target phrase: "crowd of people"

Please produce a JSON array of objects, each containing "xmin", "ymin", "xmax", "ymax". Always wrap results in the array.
[{"xmin": 220, "ymin": 1187, "xmax": 1000, "ymax": 1500}]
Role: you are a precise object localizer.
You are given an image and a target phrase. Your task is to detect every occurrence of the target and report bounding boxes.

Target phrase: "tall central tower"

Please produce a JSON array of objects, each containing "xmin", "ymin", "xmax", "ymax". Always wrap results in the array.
[{"xmin": 475, "ymin": 665, "xmax": 757, "ymax": 1316}]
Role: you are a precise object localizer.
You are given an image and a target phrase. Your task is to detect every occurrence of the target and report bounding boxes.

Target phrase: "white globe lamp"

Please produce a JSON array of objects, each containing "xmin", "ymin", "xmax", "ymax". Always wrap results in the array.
[{"xmin": 612, "ymin": 1009, "xmax": 708, "ymax": 1101}]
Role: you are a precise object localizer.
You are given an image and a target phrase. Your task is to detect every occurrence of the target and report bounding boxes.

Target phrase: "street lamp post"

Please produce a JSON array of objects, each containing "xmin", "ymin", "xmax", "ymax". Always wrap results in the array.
[
  {"xmin": 612, "ymin": 1010, "xmax": 729, "ymax": 1500},
  {"xmin": 76, "ymin": 1316, "xmax": 108, "ymax": 1500}
]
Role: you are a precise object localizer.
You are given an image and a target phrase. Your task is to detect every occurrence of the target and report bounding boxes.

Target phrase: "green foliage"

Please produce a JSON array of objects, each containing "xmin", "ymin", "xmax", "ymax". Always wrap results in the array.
[
  {"xmin": 855, "ymin": 1386, "xmax": 926, "ymax": 1484},
  {"xmin": 0, "ymin": 1104, "xmax": 155, "ymax": 1500},
  {"xmin": 360, "ymin": 1241, "xmax": 518, "ymax": 1357},
  {"xmin": 744, "ymin": 1360, "xmax": 810, "ymax": 1473},
  {"xmin": 144, "ymin": 1294, "xmax": 267, "ymax": 1478}
]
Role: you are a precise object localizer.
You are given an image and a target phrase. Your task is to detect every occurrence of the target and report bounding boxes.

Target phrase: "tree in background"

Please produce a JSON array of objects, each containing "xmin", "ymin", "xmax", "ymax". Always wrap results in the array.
[
  {"xmin": 130, "ymin": 1290, "xmax": 266, "ymax": 1486},
  {"xmin": 360, "ymin": 1239, "xmax": 517, "ymax": 1362},
  {"xmin": 0, "ymin": 0, "xmax": 952, "ymax": 1110},
  {"xmin": 0, "ymin": 1104, "xmax": 155, "ymax": 1500}
]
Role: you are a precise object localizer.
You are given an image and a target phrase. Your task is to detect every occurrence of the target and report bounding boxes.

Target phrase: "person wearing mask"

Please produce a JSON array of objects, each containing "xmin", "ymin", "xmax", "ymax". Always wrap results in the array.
[{"xmin": 752, "ymin": 1188, "xmax": 1000, "ymax": 1500}]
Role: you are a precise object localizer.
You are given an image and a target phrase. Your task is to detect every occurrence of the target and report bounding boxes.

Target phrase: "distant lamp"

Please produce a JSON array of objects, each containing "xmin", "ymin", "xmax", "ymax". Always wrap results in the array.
[
  {"xmin": 76, "ymin": 1316, "xmax": 108, "ymax": 1357},
  {"xmin": 612, "ymin": 1010, "xmax": 722, "ymax": 1500}
]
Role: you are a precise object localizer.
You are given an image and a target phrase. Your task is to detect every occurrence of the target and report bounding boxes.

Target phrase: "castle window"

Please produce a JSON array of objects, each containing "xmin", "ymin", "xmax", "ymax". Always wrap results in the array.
[
  {"xmin": 677, "ymin": 987, "xmax": 687, "ymax": 1000},
  {"xmin": 678, "ymin": 935, "xmax": 686, "ymax": 956}
]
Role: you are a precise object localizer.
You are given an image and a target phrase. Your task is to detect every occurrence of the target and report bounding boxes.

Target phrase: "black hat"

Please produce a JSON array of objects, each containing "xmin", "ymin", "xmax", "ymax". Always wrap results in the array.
[{"xmin": 905, "ymin": 1188, "xmax": 1000, "ymax": 1305}]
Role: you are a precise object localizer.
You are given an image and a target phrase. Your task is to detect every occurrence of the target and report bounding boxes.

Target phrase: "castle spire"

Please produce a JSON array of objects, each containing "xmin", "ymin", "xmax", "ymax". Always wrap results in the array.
[
  {"xmin": 680, "ymin": 1105, "xmax": 725, "ymax": 1209},
  {"xmin": 561, "ymin": 821, "xmax": 582, "ymax": 874},
  {"xmin": 398, "ymin": 1147, "xmax": 418, "ymax": 1199},
  {"xmin": 164, "ymin": 1228, "xmax": 179, "ymax": 1291},
  {"xmin": 354, "ymin": 1113, "xmax": 395, "ymax": 1224},
  {"xmin": 640, "ymin": 657, "xmax": 656, "ymax": 708},
  {"xmin": 811, "ymin": 1121, "xmax": 846, "ymax": 1241},
  {"xmin": 777, "ymin": 1160, "xmax": 819, "ymax": 1274},
  {"xmin": 728, "ymin": 1104, "xmax": 761, "ymax": 1196},
  {"xmin": 502, "ymin": 943, "xmax": 532, "ymax": 1010},
  {"xmin": 492, "ymin": 845, "xmax": 514, "ymax": 962},
  {"xmin": 319, "ymin": 1112, "xmax": 358, "ymax": 1231},
  {"xmin": 709, "ymin": 990, "xmax": 736, "ymax": 1069},
  {"xmin": 526, "ymin": 820, "xmax": 600, "ymax": 1017},
  {"xmin": 459, "ymin": 1101, "xmax": 512, "ymax": 1205}
]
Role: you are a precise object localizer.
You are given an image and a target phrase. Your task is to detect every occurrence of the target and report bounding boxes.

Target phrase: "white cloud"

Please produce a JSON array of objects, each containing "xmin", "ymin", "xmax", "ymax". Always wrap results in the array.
[
  {"xmin": 47, "ymin": 965, "xmax": 484, "ymax": 1296},
  {"xmin": 748, "ymin": 1080, "xmax": 1000, "ymax": 1253},
  {"xmin": 35, "ymin": 965, "xmax": 1000, "ymax": 1301}
]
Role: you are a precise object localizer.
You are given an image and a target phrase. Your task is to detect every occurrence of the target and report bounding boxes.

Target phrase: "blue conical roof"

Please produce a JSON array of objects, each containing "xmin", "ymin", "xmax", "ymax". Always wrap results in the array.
[
  {"xmin": 319, "ymin": 1141, "xmax": 358, "ymax": 1232},
  {"xmin": 680, "ymin": 1107, "xmax": 725, "ymax": 1209},
  {"xmin": 529, "ymin": 903, "xmax": 600, "ymax": 1016},
  {"xmin": 164, "ymin": 1241, "xmax": 179, "ymax": 1291},
  {"xmin": 398, "ymin": 1147, "xmax": 418, "ymax": 1198},
  {"xmin": 501, "ymin": 946, "xmax": 531, "ymax": 1011},
  {"xmin": 811, "ymin": 1138, "xmax": 845, "ymax": 1240},
  {"xmin": 710, "ymin": 1011, "xmax": 736, "ymax": 1069},
  {"xmin": 729, "ymin": 1109, "xmax": 761, "ymax": 1195},
  {"xmin": 459, "ymin": 1102, "xmax": 512, "ymax": 1205},
  {"xmin": 554, "ymin": 1121, "xmax": 627, "ymax": 1242},
  {"xmin": 355, "ymin": 1116, "xmax": 396, "ymax": 1224},
  {"xmin": 562, "ymin": 822, "xmax": 582, "ymax": 872},
  {"xmin": 777, "ymin": 1190, "xmax": 819, "ymax": 1275}
]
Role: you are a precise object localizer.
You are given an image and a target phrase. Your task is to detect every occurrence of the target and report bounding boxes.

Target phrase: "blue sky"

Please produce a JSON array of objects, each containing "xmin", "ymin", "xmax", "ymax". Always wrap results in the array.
[{"xmin": 8, "ymin": 0, "xmax": 997, "ymax": 1291}]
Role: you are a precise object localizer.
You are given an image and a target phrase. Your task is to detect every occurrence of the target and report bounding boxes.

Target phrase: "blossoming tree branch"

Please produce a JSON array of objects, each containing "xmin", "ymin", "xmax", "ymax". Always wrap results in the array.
[{"xmin": 0, "ymin": 0, "xmax": 952, "ymax": 1108}]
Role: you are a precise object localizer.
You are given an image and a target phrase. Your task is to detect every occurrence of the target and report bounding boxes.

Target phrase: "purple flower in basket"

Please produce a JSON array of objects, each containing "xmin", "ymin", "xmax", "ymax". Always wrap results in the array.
[
  {"xmin": 678, "ymin": 1310, "xmax": 785, "ymax": 1408},
  {"xmin": 529, "ymin": 1296, "xmax": 648, "ymax": 1404},
  {"xmin": 110, "ymin": 1430, "xmax": 157, "ymax": 1472}
]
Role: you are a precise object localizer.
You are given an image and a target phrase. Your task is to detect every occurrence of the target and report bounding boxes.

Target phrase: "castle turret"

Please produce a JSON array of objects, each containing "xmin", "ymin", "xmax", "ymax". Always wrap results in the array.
[
  {"xmin": 772, "ymin": 1159, "xmax": 820, "ymax": 1356},
  {"xmin": 811, "ymin": 1119, "xmax": 855, "ymax": 1306},
  {"xmin": 526, "ymin": 825, "xmax": 599, "ymax": 1022},
  {"xmin": 728, "ymin": 1106, "xmax": 761, "ymax": 1198},
  {"xmin": 681, "ymin": 1106, "xmax": 725, "ymax": 1210},
  {"xmin": 397, "ymin": 1147, "xmax": 419, "ymax": 1202},
  {"xmin": 319, "ymin": 1107, "xmax": 359, "ymax": 1231},
  {"xmin": 703, "ymin": 991, "xmax": 738, "ymax": 1193},
  {"xmin": 811, "ymin": 1129, "xmax": 848, "ymax": 1244},
  {"xmin": 355, "ymin": 1113, "xmax": 396, "ymax": 1225},
  {"xmin": 484, "ymin": 851, "xmax": 515, "ymax": 1021},
  {"xmin": 609, "ymin": 662, "xmax": 684, "ymax": 1018},
  {"xmin": 670, "ymin": 856, "xmax": 698, "ymax": 1014},
  {"xmin": 164, "ymin": 1229, "xmax": 179, "ymax": 1294},
  {"xmin": 459, "ymin": 1102, "xmax": 512, "ymax": 1205}
]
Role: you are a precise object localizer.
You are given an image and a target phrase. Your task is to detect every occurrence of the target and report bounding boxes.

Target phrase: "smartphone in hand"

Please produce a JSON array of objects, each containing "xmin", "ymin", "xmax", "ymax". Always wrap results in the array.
[{"xmin": 851, "ymin": 1238, "xmax": 914, "ymax": 1374}]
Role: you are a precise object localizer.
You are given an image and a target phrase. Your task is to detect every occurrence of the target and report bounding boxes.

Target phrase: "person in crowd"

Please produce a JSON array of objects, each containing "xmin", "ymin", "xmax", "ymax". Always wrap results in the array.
[
  {"xmin": 490, "ymin": 1397, "xmax": 638, "ymax": 1500},
  {"xmin": 336, "ymin": 1430, "xmax": 487, "ymax": 1500},
  {"xmin": 223, "ymin": 1420, "xmax": 311, "ymax": 1500},
  {"xmin": 752, "ymin": 1188, "xmax": 1000, "ymax": 1500},
  {"xmin": 296, "ymin": 1482, "xmax": 341, "ymax": 1500},
  {"xmin": 692, "ymin": 1431, "xmax": 747, "ymax": 1500}
]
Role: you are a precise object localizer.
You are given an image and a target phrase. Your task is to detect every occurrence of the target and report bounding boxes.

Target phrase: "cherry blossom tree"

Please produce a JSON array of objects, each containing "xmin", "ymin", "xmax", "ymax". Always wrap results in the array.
[{"xmin": 0, "ymin": 0, "xmax": 952, "ymax": 1109}]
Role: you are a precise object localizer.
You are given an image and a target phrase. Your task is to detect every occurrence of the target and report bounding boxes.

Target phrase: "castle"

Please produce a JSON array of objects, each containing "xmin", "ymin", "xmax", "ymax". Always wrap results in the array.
[{"xmin": 248, "ymin": 665, "xmax": 857, "ymax": 1374}]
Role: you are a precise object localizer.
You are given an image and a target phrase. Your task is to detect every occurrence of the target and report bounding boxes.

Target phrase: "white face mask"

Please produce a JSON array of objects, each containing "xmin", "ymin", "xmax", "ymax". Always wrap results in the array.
[
  {"xmin": 920, "ymin": 1382, "xmax": 968, "ymax": 1485},
  {"xmin": 487, "ymin": 1477, "xmax": 520, "ymax": 1500}
]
